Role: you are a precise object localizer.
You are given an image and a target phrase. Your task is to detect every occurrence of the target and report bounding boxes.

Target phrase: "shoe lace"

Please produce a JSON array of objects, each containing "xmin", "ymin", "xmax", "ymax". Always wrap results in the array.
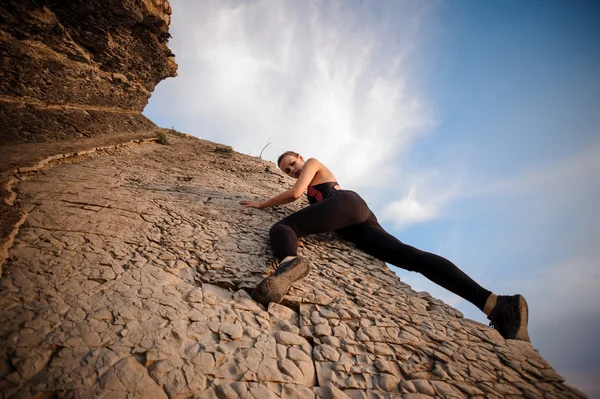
[{"xmin": 272, "ymin": 257, "xmax": 297, "ymax": 276}]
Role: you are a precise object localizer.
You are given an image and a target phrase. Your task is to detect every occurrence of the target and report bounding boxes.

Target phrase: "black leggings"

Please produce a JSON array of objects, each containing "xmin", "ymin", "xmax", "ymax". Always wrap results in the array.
[{"xmin": 270, "ymin": 190, "xmax": 492, "ymax": 311}]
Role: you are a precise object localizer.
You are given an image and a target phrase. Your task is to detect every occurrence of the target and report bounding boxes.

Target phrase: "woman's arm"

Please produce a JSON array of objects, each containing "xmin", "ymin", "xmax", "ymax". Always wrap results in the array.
[
  {"xmin": 289, "ymin": 158, "xmax": 320, "ymax": 198},
  {"xmin": 240, "ymin": 158, "xmax": 322, "ymax": 209},
  {"xmin": 241, "ymin": 189, "xmax": 297, "ymax": 209}
]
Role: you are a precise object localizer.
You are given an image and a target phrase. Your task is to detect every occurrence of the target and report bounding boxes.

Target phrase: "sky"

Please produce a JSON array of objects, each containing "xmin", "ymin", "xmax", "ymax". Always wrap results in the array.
[{"xmin": 145, "ymin": 0, "xmax": 600, "ymax": 395}]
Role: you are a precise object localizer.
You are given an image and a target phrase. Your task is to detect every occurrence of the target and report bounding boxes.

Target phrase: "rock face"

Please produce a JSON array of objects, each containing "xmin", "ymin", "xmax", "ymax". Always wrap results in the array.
[
  {"xmin": 0, "ymin": 136, "xmax": 588, "ymax": 398},
  {"xmin": 0, "ymin": 0, "xmax": 176, "ymax": 144}
]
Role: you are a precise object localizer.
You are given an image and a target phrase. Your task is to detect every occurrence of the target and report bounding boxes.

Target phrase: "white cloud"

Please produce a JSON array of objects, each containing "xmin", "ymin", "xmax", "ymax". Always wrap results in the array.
[
  {"xmin": 147, "ymin": 0, "xmax": 438, "ymax": 193},
  {"xmin": 381, "ymin": 137, "xmax": 600, "ymax": 231},
  {"xmin": 464, "ymin": 140, "xmax": 600, "ymax": 201},
  {"xmin": 378, "ymin": 167, "xmax": 464, "ymax": 229},
  {"xmin": 508, "ymin": 252, "xmax": 600, "ymax": 321},
  {"xmin": 150, "ymin": 0, "xmax": 600, "ymax": 234},
  {"xmin": 381, "ymin": 187, "xmax": 442, "ymax": 228}
]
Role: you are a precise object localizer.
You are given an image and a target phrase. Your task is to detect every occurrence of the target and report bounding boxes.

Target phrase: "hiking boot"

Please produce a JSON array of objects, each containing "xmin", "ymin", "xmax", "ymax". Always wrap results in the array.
[
  {"xmin": 252, "ymin": 257, "xmax": 311, "ymax": 305},
  {"xmin": 488, "ymin": 294, "xmax": 531, "ymax": 342}
]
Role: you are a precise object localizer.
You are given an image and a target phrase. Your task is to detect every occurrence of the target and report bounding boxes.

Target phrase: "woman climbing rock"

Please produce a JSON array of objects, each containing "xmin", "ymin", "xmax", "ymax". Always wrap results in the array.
[{"xmin": 240, "ymin": 151, "xmax": 530, "ymax": 342}]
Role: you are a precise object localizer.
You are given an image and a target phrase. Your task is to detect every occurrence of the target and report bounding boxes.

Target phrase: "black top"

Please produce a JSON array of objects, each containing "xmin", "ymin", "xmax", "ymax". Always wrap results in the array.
[{"xmin": 307, "ymin": 181, "xmax": 340, "ymax": 204}]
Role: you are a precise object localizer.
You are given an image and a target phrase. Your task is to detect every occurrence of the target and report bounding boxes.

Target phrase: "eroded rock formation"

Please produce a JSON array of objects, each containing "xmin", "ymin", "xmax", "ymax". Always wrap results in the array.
[{"xmin": 0, "ymin": 135, "xmax": 588, "ymax": 398}]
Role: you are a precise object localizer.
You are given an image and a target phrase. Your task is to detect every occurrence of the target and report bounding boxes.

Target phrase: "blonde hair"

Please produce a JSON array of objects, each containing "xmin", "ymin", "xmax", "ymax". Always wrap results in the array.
[{"xmin": 277, "ymin": 151, "xmax": 299, "ymax": 168}]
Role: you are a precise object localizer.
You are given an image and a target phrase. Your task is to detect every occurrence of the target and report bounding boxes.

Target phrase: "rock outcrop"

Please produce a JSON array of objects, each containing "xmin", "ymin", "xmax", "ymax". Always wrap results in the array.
[
  {"xmin": 0, "ymin": 0, "xmax": 177, "ymax": 272},
  {"xmin": 0, "ymin": 0, "xmax": 176, "ymax": 144},
  {"xmin": 0, "ymin": 1, "xmax": 588, "ymax": 398}
]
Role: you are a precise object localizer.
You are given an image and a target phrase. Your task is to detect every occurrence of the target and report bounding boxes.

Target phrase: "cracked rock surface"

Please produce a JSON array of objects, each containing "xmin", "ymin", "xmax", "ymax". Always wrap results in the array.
[{"xmin": 0, "ymin": 135, "xmax": 587, "ymax": 398}]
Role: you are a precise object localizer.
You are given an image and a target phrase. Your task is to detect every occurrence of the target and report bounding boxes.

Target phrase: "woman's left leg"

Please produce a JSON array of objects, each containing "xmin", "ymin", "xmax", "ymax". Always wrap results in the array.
[
  {"xmin": 270, "ymin": 191, "xmax": 371, "ymax": 261},
  {"xmin": 255, "ymin": 191, "xmax": 371, "ymax": 305},
  {"xmin": 340, "ymin": 218, "xmax": 492, "ymax": 311}
]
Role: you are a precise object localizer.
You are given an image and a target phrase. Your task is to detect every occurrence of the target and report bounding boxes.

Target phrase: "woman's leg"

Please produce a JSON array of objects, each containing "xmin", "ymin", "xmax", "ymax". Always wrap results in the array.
[
  {"xmin": 255, "ymin": 191, "xmax": 370, "ymax": 305},
  {"xmin": 340, "ymin": 217, "xmax": 492, "ymax": 311},
  {"xmin": 270, "ymin": 191, "xmax": 371, "ymax": 261}
]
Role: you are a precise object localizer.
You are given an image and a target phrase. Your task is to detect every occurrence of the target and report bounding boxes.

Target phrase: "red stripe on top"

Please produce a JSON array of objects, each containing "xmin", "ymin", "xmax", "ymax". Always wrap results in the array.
[{"xmin": 307, "ymin": 186, "xmax": 324, "ymax": 202}]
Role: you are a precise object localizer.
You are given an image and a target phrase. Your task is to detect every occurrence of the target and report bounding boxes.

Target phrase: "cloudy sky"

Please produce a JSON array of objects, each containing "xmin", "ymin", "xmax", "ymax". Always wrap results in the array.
[{"xmin": 145, "ymin": 0, "xmax": 600, "ymax": 395}]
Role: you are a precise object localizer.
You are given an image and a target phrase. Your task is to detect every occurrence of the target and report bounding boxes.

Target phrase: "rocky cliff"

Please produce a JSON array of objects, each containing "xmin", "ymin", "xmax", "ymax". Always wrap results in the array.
[
  {"xmin": 0, "ymin": 135, "xmax": 587, "ymax": 398},
  {"xmin": 0, "ymin": 1, "xmax": 588, "ymax": 398}
]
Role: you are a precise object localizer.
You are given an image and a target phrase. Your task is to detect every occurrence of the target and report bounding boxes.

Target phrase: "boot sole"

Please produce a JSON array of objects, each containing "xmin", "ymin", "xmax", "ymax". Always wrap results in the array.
[
  {"xmin": 515, "ymin": 294, "xmax": 531, "ymax": 342},
  {"xmin": 252, "ymin": 258, "xmax": 311, "ymax": 305}
]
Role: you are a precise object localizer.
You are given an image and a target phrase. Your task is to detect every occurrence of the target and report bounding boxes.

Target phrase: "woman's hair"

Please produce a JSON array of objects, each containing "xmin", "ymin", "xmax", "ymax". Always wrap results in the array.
[{"xmin": 277, "ymin": 151, "xmax": 299, "ymax": 168}]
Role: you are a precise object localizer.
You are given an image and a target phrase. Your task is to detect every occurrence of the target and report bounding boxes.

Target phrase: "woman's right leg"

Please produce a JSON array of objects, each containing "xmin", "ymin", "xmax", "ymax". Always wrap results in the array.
[
  {"xmin": 341, "ymin": 221, "xmax": 530, "ymax": 341},
  {"xmin": 340, "ymin": 218, "xmax": 492, "ymax": 311},
  {"xmin": 270, "ymin": 191, "xmax": 371, "ymax": 261}
]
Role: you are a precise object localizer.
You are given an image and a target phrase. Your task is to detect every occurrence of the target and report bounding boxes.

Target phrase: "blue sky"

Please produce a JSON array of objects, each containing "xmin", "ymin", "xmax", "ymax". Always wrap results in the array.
[{"xmin": 145, "ymin": 1, "xmax": 600, "ymax": 395}]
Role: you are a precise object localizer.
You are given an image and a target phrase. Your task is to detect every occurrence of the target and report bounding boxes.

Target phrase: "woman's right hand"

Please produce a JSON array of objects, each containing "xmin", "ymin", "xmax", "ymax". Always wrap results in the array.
[{"xmin": 239, "ymin": 200, "xmax": 264, "ymax": 209}]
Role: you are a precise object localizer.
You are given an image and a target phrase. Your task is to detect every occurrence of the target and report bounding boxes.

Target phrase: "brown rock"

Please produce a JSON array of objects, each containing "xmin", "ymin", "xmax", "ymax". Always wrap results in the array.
[
  {"xmin": 219, "ymin": 323, "xmax": 243, "ymax": 340},
  {"xmin": 100, "ymin": 357, "xmax": 167, "ymax": 398},
  {"xmin": 314, "ymin": 344, "xmax": 340, "ymax": 362}
]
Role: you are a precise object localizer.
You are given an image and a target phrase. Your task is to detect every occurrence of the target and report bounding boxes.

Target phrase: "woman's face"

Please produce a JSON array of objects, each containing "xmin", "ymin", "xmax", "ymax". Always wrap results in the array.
[{"xmin": 279, "ymin": 154, "xmax": 305, "ymax": 179}]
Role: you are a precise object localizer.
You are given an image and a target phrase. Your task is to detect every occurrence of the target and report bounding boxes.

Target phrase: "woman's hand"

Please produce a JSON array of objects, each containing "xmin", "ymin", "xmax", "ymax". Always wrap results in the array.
[{"xmin": 239, "ymin": 200, "xmax": 264, "ymax": 209}]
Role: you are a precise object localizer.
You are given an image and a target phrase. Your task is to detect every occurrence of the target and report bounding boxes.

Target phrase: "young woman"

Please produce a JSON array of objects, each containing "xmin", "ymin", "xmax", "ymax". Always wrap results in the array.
[{"xmin": 240, "ymin": 151, "xmax": 530, "ymax": 342}]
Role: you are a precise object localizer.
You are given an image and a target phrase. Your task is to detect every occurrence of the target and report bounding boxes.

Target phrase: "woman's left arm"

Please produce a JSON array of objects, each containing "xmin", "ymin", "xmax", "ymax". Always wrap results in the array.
[{"xmin": 240, "ymin": 158, "xmax": 321, "ymax": 209}]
